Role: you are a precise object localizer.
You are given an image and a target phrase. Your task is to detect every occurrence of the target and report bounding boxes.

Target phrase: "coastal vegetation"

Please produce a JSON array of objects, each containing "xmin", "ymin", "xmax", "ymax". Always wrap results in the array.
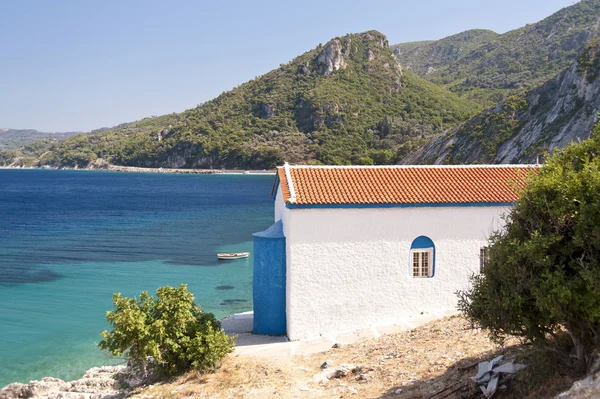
[
  {"xmin": 98, "ymin": 285, "xmax": 234, "ymax": 376},
  {"xmin": 458, "ymin": 122, "xmax": 600, "ymax": 371}
]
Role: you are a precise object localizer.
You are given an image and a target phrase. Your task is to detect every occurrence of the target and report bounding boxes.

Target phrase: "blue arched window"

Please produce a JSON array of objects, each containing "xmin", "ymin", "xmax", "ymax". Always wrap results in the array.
[{"xmin": 410, "ymin": 236, "xmax": 435, "ymax": 278}]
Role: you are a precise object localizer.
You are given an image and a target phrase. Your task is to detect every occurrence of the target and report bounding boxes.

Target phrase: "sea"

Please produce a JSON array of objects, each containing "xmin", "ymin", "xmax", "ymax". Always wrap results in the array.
[{"xmin": 0, "ymin": 169, "xmax": 274, "ymax": 387}]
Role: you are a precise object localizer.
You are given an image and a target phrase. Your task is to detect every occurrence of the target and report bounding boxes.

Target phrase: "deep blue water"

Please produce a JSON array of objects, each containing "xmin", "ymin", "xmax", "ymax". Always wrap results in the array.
[{"xmin": 0, "ymin": 169, "xmax": 273, "ymax": 387}]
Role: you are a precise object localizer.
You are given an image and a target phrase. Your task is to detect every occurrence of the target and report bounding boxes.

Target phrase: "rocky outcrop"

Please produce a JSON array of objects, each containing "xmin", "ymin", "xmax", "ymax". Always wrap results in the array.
[
  {"xmin": 314, "ymin": 31, "xmax": 393, "ymax": 76},
  {"xmin": 255, "ymin": 103, "xmax": 276, "ymax": 119},
  {"xmin": 0, "ymin": 366, "xmax": 145, "ymax": 399},
  {"xmin": 401, "ymin": 46, "xmax": 600, "ymax": 165},
  {"xmin": 315, "ymin": 39, "xmax": 347, "ymax": 76},
  {"xmin": 156, "ymin": 125, "xmax": 173, "ymax": 142},
  {"xmin": 366, "ymin": 49, "xmax": 375, "ymax": 61}
]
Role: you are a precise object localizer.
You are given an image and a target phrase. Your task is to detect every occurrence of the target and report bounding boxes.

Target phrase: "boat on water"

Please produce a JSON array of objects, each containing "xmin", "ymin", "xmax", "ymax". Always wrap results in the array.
[{"xmin": 217, "ymin": 252, "xmax": 250, "ymax": 260}]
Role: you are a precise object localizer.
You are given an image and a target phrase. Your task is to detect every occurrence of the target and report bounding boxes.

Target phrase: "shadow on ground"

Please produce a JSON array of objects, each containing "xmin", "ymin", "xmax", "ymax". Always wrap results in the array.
[{"xmin": 378, "ymin": 343, "xmax": 580, "ymax": 399}]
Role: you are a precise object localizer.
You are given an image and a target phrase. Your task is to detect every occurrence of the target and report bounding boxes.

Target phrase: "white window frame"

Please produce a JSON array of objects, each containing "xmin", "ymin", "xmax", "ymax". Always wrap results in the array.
[{"xmin": 410, "ymin": 248, "xmax": 434, "ymax": 278}]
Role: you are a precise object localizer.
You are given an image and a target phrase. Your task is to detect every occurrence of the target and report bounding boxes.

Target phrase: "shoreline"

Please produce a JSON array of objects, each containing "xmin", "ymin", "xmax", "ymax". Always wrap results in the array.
[
  {"xmin": 0, "ymin": 165, "xmax": 275, "ymax": 175},
  {"xmin": 0, "ymin": 365, "xmax": 141, "ymax": 399}
]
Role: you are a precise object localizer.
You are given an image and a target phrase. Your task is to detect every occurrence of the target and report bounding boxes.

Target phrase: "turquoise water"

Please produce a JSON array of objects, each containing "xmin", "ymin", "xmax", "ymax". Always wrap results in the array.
[{"xmin": 0, "ymin": 169, "xmax": 273, "ymax": 387}]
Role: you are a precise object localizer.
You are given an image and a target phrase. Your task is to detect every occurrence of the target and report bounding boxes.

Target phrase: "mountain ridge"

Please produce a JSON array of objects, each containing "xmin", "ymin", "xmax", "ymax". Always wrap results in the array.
[
  {"xmin": 392, "ymin": 0, "xmax": 600, "ymax": 104},
  {"xmin": 0, "ymin": 31, "xmax": 479, "ymax": 169},
  {"xmin": 0, "ymin": 129, "xmax": 84, "ymax": 151},
  {"xmin": 4, "ymin": 2, "xmax": 600, "ymax": 170}
]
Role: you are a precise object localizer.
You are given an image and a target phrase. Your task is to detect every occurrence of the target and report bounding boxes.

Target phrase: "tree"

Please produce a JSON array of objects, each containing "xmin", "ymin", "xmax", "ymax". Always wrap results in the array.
[
  {"xmin": 458, "ymin": 123, "xmax": 600, "ymax": 371},
  {"xmin": 98, "ymin": 284, "xmax": 235, "ymax": 376}
]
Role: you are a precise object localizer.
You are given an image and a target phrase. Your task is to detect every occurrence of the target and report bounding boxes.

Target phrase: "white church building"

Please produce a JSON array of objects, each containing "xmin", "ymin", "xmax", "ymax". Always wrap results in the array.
[{"xmin": 252, "ymin": 164, "xmax": 536, "ymax": 340}]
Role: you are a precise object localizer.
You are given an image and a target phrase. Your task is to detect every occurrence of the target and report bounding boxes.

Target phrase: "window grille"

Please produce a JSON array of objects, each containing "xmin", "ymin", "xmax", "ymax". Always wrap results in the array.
[{"xmin": 411, "ymin": 249, "xmax": 433, "ymax": 277}]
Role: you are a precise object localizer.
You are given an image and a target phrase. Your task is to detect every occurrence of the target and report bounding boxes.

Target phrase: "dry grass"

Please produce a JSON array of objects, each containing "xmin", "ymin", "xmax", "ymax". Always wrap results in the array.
[{"xmin": 131, "ymin": 316, "xmax": 581, "ymax": 399}]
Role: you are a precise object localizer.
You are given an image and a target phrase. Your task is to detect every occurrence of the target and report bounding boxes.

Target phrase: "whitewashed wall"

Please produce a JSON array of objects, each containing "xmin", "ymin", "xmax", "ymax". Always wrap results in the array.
[{"xmin": 280, "ymin": 204, "xmax": 509, "ymax": 340}]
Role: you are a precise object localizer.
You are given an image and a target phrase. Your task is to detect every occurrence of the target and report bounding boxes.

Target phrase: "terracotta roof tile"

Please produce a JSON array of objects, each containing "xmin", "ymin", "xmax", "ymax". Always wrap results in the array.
[{"xmin": 275, "ymin": 165, "xmax": 538, "ymax": 206}]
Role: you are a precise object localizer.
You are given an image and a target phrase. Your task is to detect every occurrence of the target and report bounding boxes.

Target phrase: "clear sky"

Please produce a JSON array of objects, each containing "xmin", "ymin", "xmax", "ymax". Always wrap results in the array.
[{"xmin": 0, "ymin": 0, "xmax": 577, "ymax": 132}]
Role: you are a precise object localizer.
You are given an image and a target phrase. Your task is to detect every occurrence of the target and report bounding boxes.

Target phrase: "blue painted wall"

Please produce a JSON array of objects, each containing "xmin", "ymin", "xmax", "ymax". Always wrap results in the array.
[
  {"xmin": 410, "ymin": 235, "xmax": 434, "ymax": 249},
  {"xmin": 252, "ymin": 220, "xmax": 286, "ymax": 335}
]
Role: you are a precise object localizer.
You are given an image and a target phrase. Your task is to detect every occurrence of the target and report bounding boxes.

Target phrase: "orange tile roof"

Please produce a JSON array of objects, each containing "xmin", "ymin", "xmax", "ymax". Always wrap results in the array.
[{"xmin": 274, "ymin": 165, "xmax": 538, "ymax": 206}]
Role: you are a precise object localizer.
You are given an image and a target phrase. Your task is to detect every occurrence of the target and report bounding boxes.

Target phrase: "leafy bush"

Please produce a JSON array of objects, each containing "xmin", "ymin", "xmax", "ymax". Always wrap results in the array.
[
  {"xmin": 458, "ymin": 123, "xmax": 600, "ymax": 370},
  {"xmin": 98, "ymin": 284, "xmax": 235, "ymax": 376}
]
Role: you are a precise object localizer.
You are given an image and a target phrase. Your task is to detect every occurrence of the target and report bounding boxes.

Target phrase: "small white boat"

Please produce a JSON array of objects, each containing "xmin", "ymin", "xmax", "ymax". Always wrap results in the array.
[{"xmin": 217, "ymin": 252, "xmax": 250, "ymax": 260}]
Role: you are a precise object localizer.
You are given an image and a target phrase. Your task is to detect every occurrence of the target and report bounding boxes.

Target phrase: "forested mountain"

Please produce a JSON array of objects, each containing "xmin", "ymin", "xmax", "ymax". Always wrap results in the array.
[
  {"xmin": 401, "ymin": 41, "xmax": 600, "ymax": 165},
  {"xmin": 391, "ymin": 29, "xmax": 499, "ymax": 76},
  {"xmin": 0, "ymin": 31, "xmax": 479, "ymax": 169},
  {"xmin": 4, "ymin": 2, "xmax": 600, "ymax": 170},
  {"xmin": 0, "ymin": 129, "xmax": 82, "ymax": 151},
  {"xmin": 393, "ymin": 0, "xmax": 600, "ymax": 104}
]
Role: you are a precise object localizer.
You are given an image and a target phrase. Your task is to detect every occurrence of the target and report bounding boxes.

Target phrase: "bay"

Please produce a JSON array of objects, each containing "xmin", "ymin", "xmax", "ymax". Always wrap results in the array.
[{"xmin": 0, "ymin": 169, "xmax": 273, "ymax": 387}]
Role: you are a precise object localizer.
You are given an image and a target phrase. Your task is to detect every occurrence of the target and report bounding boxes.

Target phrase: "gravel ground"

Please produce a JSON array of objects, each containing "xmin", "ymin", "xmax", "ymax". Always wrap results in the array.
[{"xmin": 132, "ymin": 316, "xmax": 581, "ymax": 399}]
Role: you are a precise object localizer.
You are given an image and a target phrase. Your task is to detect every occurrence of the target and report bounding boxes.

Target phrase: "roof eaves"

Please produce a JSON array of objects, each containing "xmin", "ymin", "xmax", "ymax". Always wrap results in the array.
[
  {"xmin": 270, "ymin": 171, "xmax": 280, "ymax": 198},
  {"xmin": 283, "ymin": 162, "xmax": 297, "ymax": 204},
  {"xmin": 285, "ymin": 201, "xmax": 517, "ymax": 209}
]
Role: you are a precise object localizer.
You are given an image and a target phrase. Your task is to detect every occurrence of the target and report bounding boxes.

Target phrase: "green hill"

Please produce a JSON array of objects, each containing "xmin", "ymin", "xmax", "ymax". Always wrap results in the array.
[
  {"xmin": 393, "ymin": 0, "xmax": 600, "ymax": 104},
  {"xmin": 391, "ymin": 29, "xmax": 499, "ymax": 75},
  {"xmin": 0, "ymin": 128, "xmax": 83, "ymax": 151},
  {"xmin": 401, "ymin": 41, "xmax": 600, "ymax": 165},
  {"xmin": 2, "ymin": 31, "xmax": 479, "ymax": 169}
]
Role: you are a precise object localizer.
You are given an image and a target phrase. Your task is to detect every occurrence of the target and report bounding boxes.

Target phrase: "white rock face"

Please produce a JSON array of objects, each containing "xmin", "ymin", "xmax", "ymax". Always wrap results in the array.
[
  {"xmin": 0, "ymin": 365, "xmax": 145, "ymax": 399},
  {"xmin": 367, "ymin": 49, "xmax": 375, "ymax": 61},
  {"xmin": 315, "ymin": 39, "xmax": 347, "ymax": 76}
]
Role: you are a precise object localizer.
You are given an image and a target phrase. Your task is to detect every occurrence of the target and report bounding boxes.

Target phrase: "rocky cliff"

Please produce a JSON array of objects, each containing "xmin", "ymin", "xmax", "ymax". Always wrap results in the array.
[{"xmin": 401, "ymin": 42, "xmax": 600, "ymax": 165}]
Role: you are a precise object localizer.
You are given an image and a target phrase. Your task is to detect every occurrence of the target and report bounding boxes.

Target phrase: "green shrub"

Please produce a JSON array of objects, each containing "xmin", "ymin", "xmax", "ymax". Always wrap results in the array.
[
  {"xmin": 458, "ymin": 122, "xmax": 600, "ymax": 371},
  {"xmin": 98, "ymin": 284, "xmax": 235, "ymax": 376}
]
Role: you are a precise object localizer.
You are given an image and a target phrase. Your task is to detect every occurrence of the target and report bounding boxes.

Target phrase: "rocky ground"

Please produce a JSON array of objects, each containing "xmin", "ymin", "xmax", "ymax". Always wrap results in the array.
[
  {"xmin": 132, "ymin": 316, "xmax": 581, "ymax": 399},
  {"xmin": 2, "ymin": 316, "xmax": 590, "ymax": 399},
  {"xmin": 0, "ymin": 366, "xmax": 144, "ymax": 399}
]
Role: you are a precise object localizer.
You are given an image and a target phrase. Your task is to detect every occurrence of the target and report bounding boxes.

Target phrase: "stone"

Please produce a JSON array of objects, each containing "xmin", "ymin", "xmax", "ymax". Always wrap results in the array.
[
  {"xmin": 327, "ymin": 364, "xmax": 356, "ymax": 379},
  {"xmin": 0, "ymin": 364, "xmax": 141, "ymax": 399},
  {"xmin": 556, "ymin": 371, "xmax": 600, "ymax": 398},
  {"xmin": 320, "ymin": 360, "xmax": 333, "ymax": 369}
]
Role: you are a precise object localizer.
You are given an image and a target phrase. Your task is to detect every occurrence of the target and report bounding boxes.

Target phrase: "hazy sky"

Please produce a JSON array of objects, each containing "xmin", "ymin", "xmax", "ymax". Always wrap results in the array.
[{"xmin": 1, "ymin": 0, "xmax": 577, "ymax": 132}]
